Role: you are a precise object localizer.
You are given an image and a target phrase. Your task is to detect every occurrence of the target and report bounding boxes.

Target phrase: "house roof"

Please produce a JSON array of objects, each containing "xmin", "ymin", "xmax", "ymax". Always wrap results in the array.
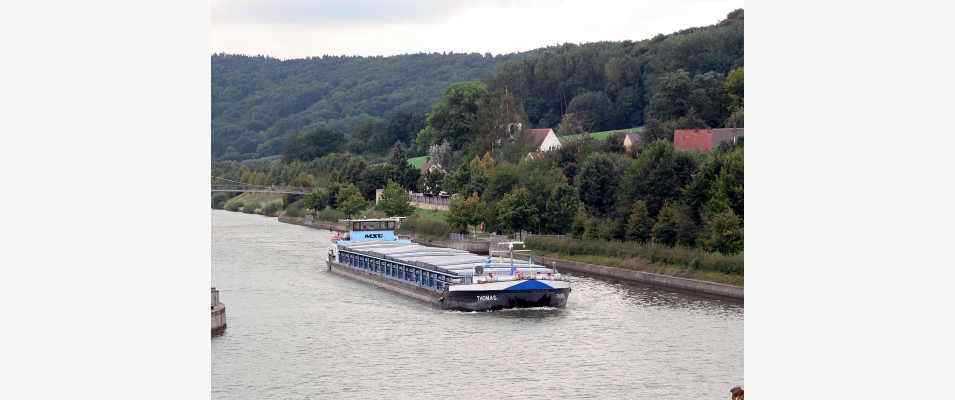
[{"xmin": 525, "ymin": 128, "xmax": 554, "ymax": 148}]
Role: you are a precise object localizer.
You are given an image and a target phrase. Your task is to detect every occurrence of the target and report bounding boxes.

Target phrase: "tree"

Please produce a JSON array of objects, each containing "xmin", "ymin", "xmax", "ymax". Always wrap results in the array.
[
  {"xmin": 447, "ymin": 193, "xmax": 483, "ymax": 233},
  {"xmin": 335, "ymin": 183, "xmax": 367, "ymax": 218},
  {"xmin": 349, "ymin": 117, "xmax": 387, "ymax": 154},
  {"xmin": 624, "ymin": 200, "xmax": 653, "ymax": 242},
  {"xmin": 542, "ymin": 184, "xmax": 580, "ymax": 234},
  {"xmin": 714, "ymin": 146, "xmax": 744, "ymax": 217},
  {"xmin": 576, "ymin": 153, "xmax": 624, "ymax": 217},
  {"xmin": 387, "ymin": 144, "xmax": 420, "ymax": 190},
  {"xmin": 485, "ymin": 163, "xmax": 520, "ymax": 203},
  {"xmin": 701, "ymin": 208, "xmax": 743, "ymax": 254},
  {"xmin": 724, "ymin": 67, "xmax": 744, "ymax": 113},
  {"xmin": 283, "ymin": 126, "xmax": 345, "ymax": 161},
  {"xmin": 562, "ymin": 91, "xmax": 613, "ymax": 133},
  {"xmin": 420, "ymin": 168, "xmax": 445, "ymax": 196},
  {"xmin": 418, "ymin": 81, "xmax": 489, "ymax": 150},
  {"xmin": 618, "ymin": 140, "xmax": 698, "ymax": 218},
  {"xmin": 689, "ymin": 71, "xmax": 728, "ymax": 128},
  {"xmin": 377, "ymin": 180, "xmax": 415, "ymax": 217},
  {"xmin": 651, "ymin": 202, "xmax": 696, "ymax": 246},
  {"xmin": 494, "ymin": 188, "xmax": 539, "ymax": 234},
  {"xmin": 301, "ymin": 188, "xmax": 332, "ymax": 213}
]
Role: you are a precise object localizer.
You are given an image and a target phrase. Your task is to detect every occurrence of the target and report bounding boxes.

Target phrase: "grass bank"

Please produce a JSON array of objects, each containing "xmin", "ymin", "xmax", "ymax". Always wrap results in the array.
[{"xmin": 525, "ymin": 236, "xmax": 743, "ymax": 286}]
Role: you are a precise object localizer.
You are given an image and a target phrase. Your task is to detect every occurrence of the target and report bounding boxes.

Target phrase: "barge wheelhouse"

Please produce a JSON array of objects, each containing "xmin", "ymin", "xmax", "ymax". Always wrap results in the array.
[{"xmin": 327, "ymin": 218, "xmax": 571, "ymax": 311}]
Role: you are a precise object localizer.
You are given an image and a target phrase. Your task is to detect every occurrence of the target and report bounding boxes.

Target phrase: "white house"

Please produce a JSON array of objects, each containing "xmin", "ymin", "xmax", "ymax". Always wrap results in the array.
[{"xmin": 525, "ymin": 128, "xmax": 562, "ymax": 153}]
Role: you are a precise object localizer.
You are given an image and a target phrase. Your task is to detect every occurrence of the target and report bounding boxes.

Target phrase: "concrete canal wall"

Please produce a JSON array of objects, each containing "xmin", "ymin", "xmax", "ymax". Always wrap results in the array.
[
  {"xmin": 514, "ymin": 254, "xmax": 743, "ymax": 300},
  {"xmin": 212, "ymin": 287, "xmax": 227, "ymax": 336}
]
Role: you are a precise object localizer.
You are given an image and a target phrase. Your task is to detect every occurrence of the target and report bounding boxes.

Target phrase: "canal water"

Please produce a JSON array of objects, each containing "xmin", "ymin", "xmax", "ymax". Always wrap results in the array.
[{"xmin": 212, "ymin": 210, "xmax": 743, "ymax": 399}]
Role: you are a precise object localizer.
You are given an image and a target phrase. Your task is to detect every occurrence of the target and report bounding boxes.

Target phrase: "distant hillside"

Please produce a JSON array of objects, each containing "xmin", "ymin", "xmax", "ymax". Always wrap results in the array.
[
  {"xmin": 212, "ymin": 52, "xmax": 522, "ymax": 160},
  {"xmin": 212, "ymin": 9, "xmax": 743, "ymax": 161}
]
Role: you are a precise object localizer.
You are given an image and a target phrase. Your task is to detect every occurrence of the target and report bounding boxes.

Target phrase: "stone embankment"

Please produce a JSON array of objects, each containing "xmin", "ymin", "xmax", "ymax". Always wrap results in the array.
[{"xmin": 212, "ymin": 287, "xmax": 227, "ymax": 336}]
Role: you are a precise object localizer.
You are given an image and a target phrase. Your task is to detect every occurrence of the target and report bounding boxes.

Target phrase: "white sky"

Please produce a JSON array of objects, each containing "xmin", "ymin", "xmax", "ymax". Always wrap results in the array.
[{"xmin": 211, "ymin": 0, "xmax": 744, "ymax": 59}]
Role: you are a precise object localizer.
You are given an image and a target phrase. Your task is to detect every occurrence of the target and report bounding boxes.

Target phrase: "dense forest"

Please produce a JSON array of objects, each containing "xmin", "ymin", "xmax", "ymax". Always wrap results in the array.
[
  {"xmin": 212, "ymin": 9, "xmax": 743, "ymax": 161},
  {"xmin": 212, "ymin": 52, "xmax": 522, "ymax": 160},
  {"xmin": 213, "ymin": 9, "xmax": 745, "ymax": 258}
]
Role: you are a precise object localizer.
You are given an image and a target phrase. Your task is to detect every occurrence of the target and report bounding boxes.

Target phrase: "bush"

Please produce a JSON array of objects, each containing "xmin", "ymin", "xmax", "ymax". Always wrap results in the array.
[
  {"xmin": 316, "ymin": 207, "xmax": 346, "ymax": 222},
  {"xmin": 225, "ymin": 201, "xmax": 243, "ymax": 212},
  {"xmin": 241, "ymin": 203, "xmax": 257, "ymax": 214},
  {"xmin": 261, "ymin": 202, "xmax": 282, "ymax": 217},
  {"xmin": 398, "ymin": 214, "xmax": 450, "ymax": 238},
  {"xmin": 524, "ymin": 236, "xmax": 743, "ymax": 275},
  {"xmin": 211, "ymin": 193, "xmax": 230, "ymax": 209},
  {"xmin": 285, "ymin": 199, "xmax": 305, "ymax": 217}
]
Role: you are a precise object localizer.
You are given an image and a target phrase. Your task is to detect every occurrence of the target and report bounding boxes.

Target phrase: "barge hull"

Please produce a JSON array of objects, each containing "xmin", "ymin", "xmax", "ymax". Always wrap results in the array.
[
  {"xmin": 328, "ymin": 261, "xmax": 570, "ymax": 311},
  {"xmin": 328, "ymin": 260, "xmax": 443, "ymax": 306},
  {"xmin": 443, "ymin": 288, "xmax": 570, "ymax": 312}
]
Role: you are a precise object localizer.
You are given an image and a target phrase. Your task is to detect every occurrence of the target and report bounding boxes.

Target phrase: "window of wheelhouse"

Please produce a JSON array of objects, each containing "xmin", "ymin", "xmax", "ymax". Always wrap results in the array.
[{"xmin": 386, "ymin": 221, "xmax": 396, "ymax": 230}]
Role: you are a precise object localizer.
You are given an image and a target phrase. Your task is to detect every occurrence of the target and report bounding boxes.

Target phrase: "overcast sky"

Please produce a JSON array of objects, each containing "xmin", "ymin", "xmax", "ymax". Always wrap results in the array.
[{"xmin": 211, "ymin": 0, "xmax": 744, "ymax": 59}]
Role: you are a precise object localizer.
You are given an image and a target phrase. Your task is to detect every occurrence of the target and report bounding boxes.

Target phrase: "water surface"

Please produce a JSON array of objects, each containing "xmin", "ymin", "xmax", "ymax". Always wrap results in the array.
[{"xmin": 212, "ymin": 210, "xmax": 743, "ymax": 399}]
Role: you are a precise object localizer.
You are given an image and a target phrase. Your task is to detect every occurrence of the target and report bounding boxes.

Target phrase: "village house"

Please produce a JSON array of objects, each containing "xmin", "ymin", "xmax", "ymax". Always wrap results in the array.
[
  {"xmin": 673, "ymin": 128, "xmax": 744, "ymax": 152},
  {"xmin": 622, "ymin": 131, "xmax": 642, "ymax": 153},
  {"xmin": 525, "ymin": 128, "xmax": 562, "ymax": 157}
]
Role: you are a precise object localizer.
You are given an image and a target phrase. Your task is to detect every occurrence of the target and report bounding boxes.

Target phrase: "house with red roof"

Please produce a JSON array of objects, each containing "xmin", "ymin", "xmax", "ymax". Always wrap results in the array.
[{"xmin": 674, "ymin": 128, "xmax": 743, "ymax": 152}]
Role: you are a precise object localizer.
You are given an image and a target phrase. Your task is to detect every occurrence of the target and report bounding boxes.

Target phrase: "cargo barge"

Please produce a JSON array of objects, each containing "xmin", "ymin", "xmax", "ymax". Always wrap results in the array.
[{"xmin": 326, "ymin": 218, "xmax": 571, "ymax": 311}]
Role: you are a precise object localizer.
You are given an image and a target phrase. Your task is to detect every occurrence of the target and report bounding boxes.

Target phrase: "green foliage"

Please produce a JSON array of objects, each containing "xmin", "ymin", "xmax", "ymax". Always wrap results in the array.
[
  {"xmin": 524, "ymin": 236, "xmax": 743, "ymax": 275},
  {"xmin": 724, "ymin": 67, "xmax": 744, "ymax": 113},
  {"xmin": 225, "ymin": 201, "xmax": 243, "ymax": 212},
  {"xmin": 618, "ymin": 140, "xmax": 697, "ymax": 217},
  {"xmin": 715, "ymin": 146, "xmax": 744, "ymax": 217},
  {"xmin": 559, "ymin": 91, "xmax": 613, "ymax": 134},
  {"xmin": 447, "ymin": 193, "xmax": 483, "ymax": 233},
  {"xmin": 494, "ymin": 188, "xmax": 539, "ymax": 234},
  {"xmin": 348, "ymin": 117, "xmax": 388, "ymax": 154},
  {"xmin": 652, "ymin": 202, "xmax": 696, "ymax": 246},
  {"xmin": 387, "ymin": 145, "xmax": 421, "ymax": 190},
  {"xmin": 701, "ymin": 208, "xmax": 743, "ymax": 254},
  {"xmin": 283, "ymin": 126, "xmax": 345, "ymax": 162},
  {"xmin": 485, "ymin": 163, "xmax": 520, "ymax": 203},
  {"xmin": 335, "ymin": 183, "xmax": 367, "ymax": 218},
  {"xmin": 211, "ymin": 193, "xmax": 230, "ymax": 209},
  {"xmin": 301, "ymin": 188, "xmax": 332, "ymax": 213},
  {"xmin": 541, "ymin": 184, "xmax": 580, "ymax": 234},
  {"xmin": 419, "ymin": 168, "xmax": 446, "ymax": 195},
  {"xmin": 625, "ymin": 200, "xmax": 653, "ymax": 242},
  {"xmin": 241, "ymin": 203, "xmax": 257, "ymax": 214},
  {"xmin": 398, "ymin": 214, "xmax": 451, "ymax": 238},
  {"xmin": 418, "ymin": 81, "xmax": 489, "ymax": 150},
  {"xmin": 377, "ymin": 180, "xmax": 415, "ymax": 217},
  {"xmin": 576, "ymin": 153, "xmax": 625, "ymax": 217},
  {"xmin": 315, "ymin": 207, "xmax": 346, "ymax": 222},
  {"xmin": 261, "ymin": 202, "xmax": 282, "ymax": 217},
  {"xmin": 284, "ymin": 199, "xmax": 306, "ymax": 217},
  {"xmin": 213, "ymin": 10, "xmax": 743, "ymax": 160},
  {"xmin": 212, "ymin": 52, "xmax": 515, "ymax": 160}
]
